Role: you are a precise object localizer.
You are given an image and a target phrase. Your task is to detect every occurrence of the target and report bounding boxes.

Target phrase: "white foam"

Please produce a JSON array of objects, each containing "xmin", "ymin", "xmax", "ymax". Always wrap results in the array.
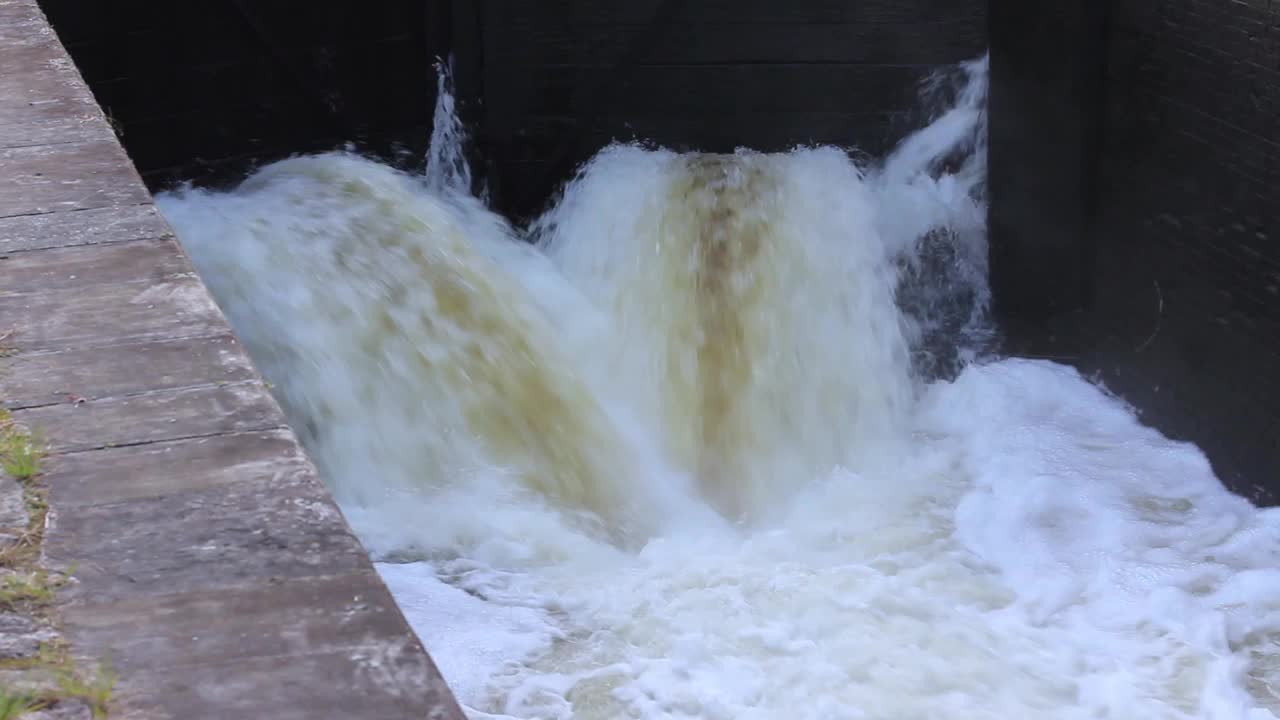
[
  {"xmin": 366, "ymin": 360, "xmax": 1278, "ymax": 719},
  {"xmin": 376, "ymin": 561, "xmax": 561, "ymax": 707}
]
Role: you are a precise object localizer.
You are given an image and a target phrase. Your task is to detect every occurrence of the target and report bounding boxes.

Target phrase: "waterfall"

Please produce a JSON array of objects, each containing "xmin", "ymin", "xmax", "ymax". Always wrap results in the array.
[{"xmin": 157, "ymin": 56, "xmax": 1280, "ymax": 720}]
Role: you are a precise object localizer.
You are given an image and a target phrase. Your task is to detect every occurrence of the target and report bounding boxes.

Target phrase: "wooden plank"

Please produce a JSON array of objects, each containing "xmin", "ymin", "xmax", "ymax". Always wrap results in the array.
[
  {"xmin": 44, "ymin": 468, "xmax": 367, "ymax": 601},
  {"xmin": 490, "ymin": 110, "xmax": 909, "ymax": 160},
  {"xmin": 36, "ymin": 430, "xmax": 307, "ymax": 507},
  {"xmin": 485, "ymin": 0, "xmax": 980, "ymax": 25},
  {"xmin": 74, "ymin": 39, "xmax": 431, "ymax": 125},
  {"xmin": 605, "ymin": 109, "xmax": 915, "ymax": 152},
  {"xmin": 0, "ymin": 0, "xmax": 56, "ymax": 44},
  {"xmin": 110, "ymin": 644, "xmax": 460, "ymax": 720},
  {"xmin": 3, "ymin": 334, "xmax": 255, "ymax": 409},
  {"xmin": 0, "ymin": 203, "xmax": 168, "ymax": 253},
  {"xmin": 62, "ymin": 573, "xmax": 424, "ymax": 671},
  {"xmin": 32, "ymin": 0, "xmax": 140, "ymax": 45},
  {"xmin": 0, "ymin": 36, "xmax": 83, "ymax": 83},
  {"xmin": 47, "ymin": 7, "xmax": 426, "ymax": 79},
  {"xmin": 0, "ymin": 37, "xmax": 105, "ymax": 148},
  {"xmin": 0, "ymin": 237, "xmax": 193, "ymax": 294},
  {"xmin": 0, "ymin": 95, "xmax": 107, "ymax": 149},
  {"xmin": 485, "ymin": 109, "xmax": 908, "ymax": 218},
  {"xmin": 0, "ymin": 275, "xmax": 227, "ymax": 352},
  {"xmin": 485, "ymin": 63, "xmax": 936, "ymax": 120},
  {"xmin": 989, "ymin": 0, "xmax": 1103, "ymax": 319},
  {"xmin": 110, "ymin": 105, "xmax": 335, "ymax": 174},
  {"xmin": 485, "ymin": 20, "xmax": 986, "ymax": 68},
  {"xmin": 0, "ymin": 138, "xmax": 151, "ymax": 218},
  {"xmin": 82, "ymin": 58, "xmax": 296, "ymax": 120},
  {"xmin": 13, "ymin": 382, "xmax": 284, "ymax": 454},
  {"xmin": 0, "ymin": 35, "xmax": 110, "ymax": 148}
]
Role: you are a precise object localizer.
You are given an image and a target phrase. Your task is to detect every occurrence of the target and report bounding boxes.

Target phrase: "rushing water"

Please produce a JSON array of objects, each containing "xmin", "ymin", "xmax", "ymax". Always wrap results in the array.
[{"xmin": 157, "ymin": 57, "xmax": 1280, "ymax": 719}]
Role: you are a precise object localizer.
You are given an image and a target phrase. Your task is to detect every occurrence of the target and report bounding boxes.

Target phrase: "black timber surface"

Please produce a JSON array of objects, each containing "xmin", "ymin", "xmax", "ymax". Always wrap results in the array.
[
  {"xmin": 36, "ymin": 1, "xmax": 446, "ymax": 189},
  {"xmin": 36, "ymin": 0, "xmax": 987, "ymax": 217},
  {"xmin": 477, "ymin": 0, "xmax": 987, "ymax": 217},
  {"xmin": 991, "ymin": 0, "xmax": 1280, "ymax": 505}
]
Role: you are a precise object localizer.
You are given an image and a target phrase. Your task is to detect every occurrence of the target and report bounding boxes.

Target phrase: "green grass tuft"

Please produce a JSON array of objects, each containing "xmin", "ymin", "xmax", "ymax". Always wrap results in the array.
[
  {"xmin": 0, "ymin": 690, "xmax": 44, "ymax": 720},
  {"xmin": 54, "ymin": 664, "xmax": 114, "ymax": 719},
  {"xmin": 0, "ymin": 412, "xmax": 43, "ymax": 481},
  {"xmin": 0, "ymin": 571, "xmax": 58, "ymax": 611}
]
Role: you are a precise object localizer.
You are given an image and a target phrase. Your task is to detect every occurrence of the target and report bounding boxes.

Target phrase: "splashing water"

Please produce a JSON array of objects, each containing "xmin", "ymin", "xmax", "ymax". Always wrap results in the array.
[
  {"xmin": 425, "ymin": 55, "xmax": 474, "ymax": 197},
  {"xmin": 533, "ymin": 147, "xmax": 914, "ymax": 520},
  {"xmin": 157, "ymin": 57, "xmax": 1280, "ymax": 719}
]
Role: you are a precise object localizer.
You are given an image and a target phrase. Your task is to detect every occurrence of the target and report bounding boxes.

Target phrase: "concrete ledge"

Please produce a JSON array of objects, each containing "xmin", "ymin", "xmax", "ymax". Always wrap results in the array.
[{"xmin": 0, "ymin": 0, "xmax": 464, "ymax": 716}]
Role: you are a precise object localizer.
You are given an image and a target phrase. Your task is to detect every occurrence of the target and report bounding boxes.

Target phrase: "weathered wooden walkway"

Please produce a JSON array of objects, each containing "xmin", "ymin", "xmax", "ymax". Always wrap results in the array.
[{"xmin": 0, "ymin": 1, "xmax": 463, "ymax": 716}]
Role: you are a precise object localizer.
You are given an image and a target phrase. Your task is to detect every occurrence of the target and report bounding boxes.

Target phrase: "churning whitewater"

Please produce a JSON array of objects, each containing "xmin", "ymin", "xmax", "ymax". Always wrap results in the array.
[{"xmin": 157, "ymin": 58, "xmax": 1280, "ymax": 719}]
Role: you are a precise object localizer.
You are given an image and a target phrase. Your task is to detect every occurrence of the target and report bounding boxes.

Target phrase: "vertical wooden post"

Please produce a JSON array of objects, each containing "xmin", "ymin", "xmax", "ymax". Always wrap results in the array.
[{"xmin": 987, "ymin": 0, "xmax": 1109, "ymax": 324}]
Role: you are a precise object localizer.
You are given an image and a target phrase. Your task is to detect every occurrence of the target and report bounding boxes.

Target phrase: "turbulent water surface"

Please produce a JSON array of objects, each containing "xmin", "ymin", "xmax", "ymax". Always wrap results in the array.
[{"xmin": 157, "ymin": 58, "xmax": 1280, "ymax": 719}]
